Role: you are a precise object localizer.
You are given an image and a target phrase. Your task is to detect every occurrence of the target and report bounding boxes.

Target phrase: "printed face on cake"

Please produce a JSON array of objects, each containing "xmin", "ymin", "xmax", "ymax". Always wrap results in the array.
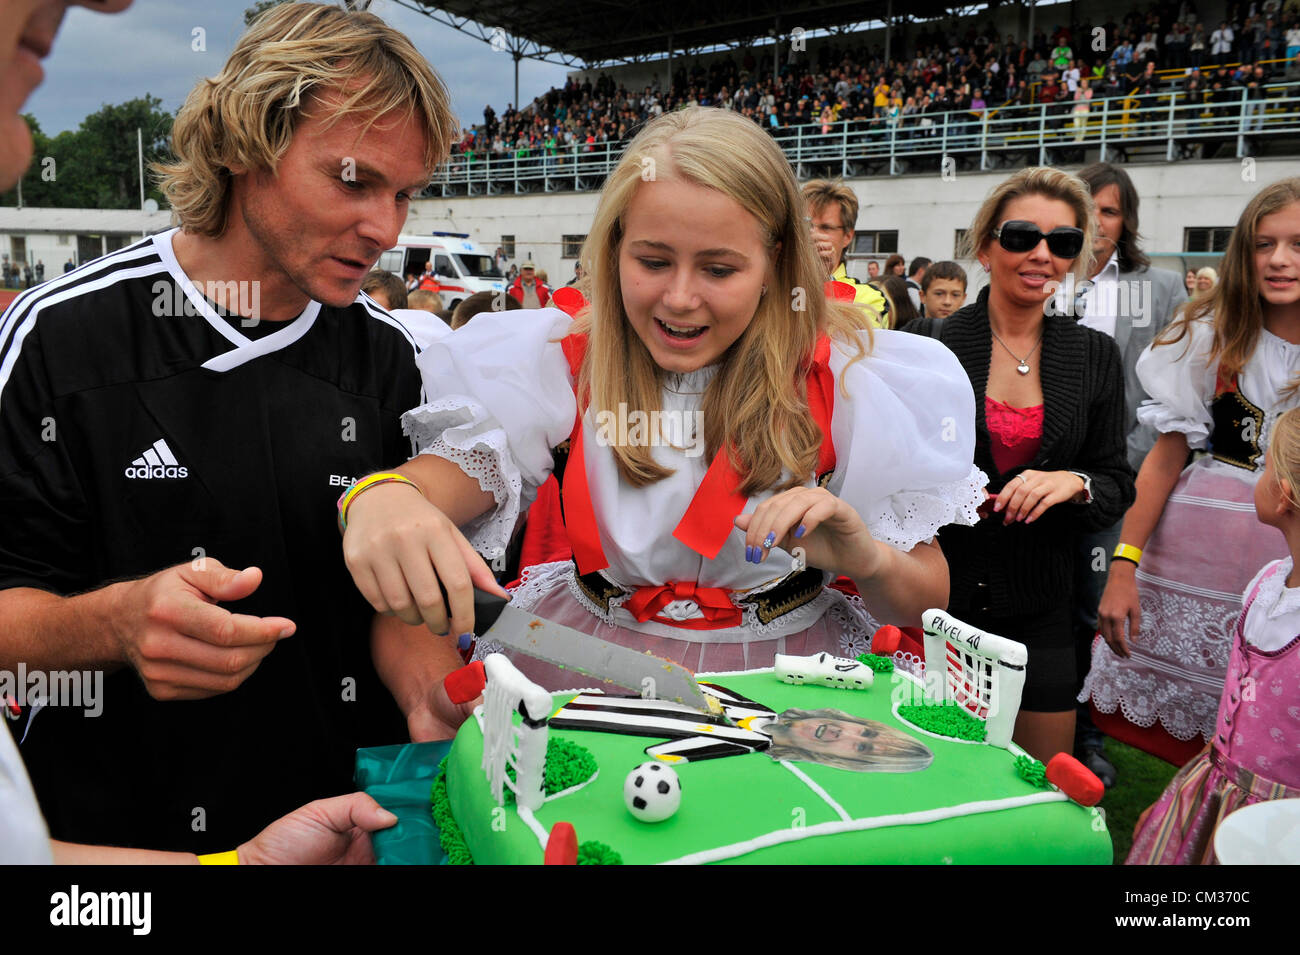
[{"xmin": 765, "ymin": 708, "xmax": 933, "ymax": 773}]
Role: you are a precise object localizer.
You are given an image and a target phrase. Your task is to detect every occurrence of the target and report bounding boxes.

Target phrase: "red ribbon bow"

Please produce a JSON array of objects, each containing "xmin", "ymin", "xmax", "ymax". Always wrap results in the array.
[{"xmin": 623, "ymin": 580, "xmax": 743, "ymax": 630}]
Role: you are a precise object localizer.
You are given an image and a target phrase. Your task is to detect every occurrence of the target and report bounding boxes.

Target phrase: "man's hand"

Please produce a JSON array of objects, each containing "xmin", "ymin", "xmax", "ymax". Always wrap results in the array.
[
  {"xmin": 109, "ymin": 560, "xmax": 295, "ymax": 701},
  {"xmin": 237, "ymin": 793, "xmax": 397, "ymax": 865},
  {"xmin": 814, "ymin": 237, "xmax": 839, "ymax": 279},
  {"xmin": 405, "ymin": 678, "xmax": 481, "ymax": 743}
]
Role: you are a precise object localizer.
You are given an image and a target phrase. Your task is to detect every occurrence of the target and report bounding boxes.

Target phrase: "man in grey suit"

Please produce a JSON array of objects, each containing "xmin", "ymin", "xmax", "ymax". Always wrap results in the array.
[{"xmin": 1072, "ymin": 162, "xmax": 1187, "ymax": 787}]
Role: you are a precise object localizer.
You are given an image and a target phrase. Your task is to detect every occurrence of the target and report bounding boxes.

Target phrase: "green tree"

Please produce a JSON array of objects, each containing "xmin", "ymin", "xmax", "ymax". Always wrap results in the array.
[{"xmin": 1, "ymin": 96, "xmax": 173, "ymax": 209}]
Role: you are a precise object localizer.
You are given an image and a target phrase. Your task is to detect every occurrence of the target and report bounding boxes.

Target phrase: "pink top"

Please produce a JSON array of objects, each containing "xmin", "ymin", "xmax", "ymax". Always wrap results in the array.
[
  {"xmin": 1214, "ymin": 561, "xmax": 1300, "ymax": 789},
  {"xmin": 985, "ymin": 396, "xmax": 1043, "ymax": 476}
]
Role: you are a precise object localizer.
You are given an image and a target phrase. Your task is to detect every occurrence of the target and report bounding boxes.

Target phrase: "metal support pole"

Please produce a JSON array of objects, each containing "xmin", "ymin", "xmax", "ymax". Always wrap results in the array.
[
  {"xmin": 1037, "ymin": 102, "xmax": 1047, "ymax": 166},
  {"xmin": 1099, "ymin": 97, "xmax": 1109, "ymax": 162},
  {"xmin": 1166, "ymin": 88, "xmax": 1178, "ymax": 161},
  {"xmin": 884, "ymin": 0, "xmax": 893, "ymax": 63}
]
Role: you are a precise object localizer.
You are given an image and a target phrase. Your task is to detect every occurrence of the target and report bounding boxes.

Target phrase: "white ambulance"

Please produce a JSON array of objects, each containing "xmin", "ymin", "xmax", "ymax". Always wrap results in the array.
[{"xmin": 376, "ymin": 232, "xmax": 507, "ymax": 309}]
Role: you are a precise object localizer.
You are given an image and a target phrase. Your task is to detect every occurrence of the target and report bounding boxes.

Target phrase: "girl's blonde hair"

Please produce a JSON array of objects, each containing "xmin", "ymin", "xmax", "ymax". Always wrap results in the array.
[
  {"xmin": 154, "ymin": 2, "xmax": 457, "ymax": 238},
  {"xmin": 1195, "ymin": 266, "xmax": 1219, "ymax": 285},
  {"xmin": 1269, "ymin": 407, "xmax": 1300, "ymax": 510},
  {"xmin": 961, "ymin": 166, "xmax": 1097, "ymax": 281},
  {"xmin": 1156, "ymin": 178, "xmax": 1300, "ymax": 394},
  {"xmin": 573, "ymin": 106, "xmax": 872, "ymax": 495}
]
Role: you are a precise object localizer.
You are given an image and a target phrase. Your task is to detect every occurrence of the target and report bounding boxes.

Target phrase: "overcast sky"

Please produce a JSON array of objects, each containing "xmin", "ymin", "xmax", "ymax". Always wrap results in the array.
[{"xmin": 26, "ymin": 0, "xmax": 573, "ymax": 135}]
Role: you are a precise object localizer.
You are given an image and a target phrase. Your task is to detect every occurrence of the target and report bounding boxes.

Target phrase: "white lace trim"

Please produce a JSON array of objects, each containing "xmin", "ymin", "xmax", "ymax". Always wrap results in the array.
[
  {"xmin": 866, "ymin": 464, "xmax": 988, "ymax": 552},
  {"xmin": 1079, "ymin": 640, "xmax": 1223, "ymax": 743},
  {"xmin": 401, "ymin": 395, "xmax": 524, "ymax": 559}
]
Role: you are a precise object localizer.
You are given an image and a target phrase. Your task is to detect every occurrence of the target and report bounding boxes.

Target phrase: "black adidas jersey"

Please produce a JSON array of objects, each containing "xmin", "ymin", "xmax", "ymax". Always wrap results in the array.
[{"xmin": 0, "ymin": 230, "xmax": 423, "ymax": 851}]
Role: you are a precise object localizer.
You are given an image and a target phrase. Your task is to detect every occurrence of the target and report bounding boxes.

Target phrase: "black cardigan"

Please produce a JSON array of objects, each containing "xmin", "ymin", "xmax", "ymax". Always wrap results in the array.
[{"xmin": 903, "ymin": 288, "xmax": 1137, "ymax": 616}]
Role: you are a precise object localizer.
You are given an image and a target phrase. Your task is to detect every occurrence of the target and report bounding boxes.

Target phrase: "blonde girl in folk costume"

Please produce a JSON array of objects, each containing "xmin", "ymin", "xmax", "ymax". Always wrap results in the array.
[
  {"xmin": 1084, "ymin": 178, "xmax": 1300, "ymax": 757},
  {"xmin": 1128, "ymin": 407, "xmax": 1300, "ymax": 864},
  {"xmin": 338, "ymin": 107, "xmax": 986, "ymax": 683}
]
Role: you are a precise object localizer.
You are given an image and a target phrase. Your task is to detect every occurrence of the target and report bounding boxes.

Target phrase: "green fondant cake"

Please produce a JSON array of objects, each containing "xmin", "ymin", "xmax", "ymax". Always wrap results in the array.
[{"xmin": 441, "ymin": 668, "xmax": 1111, "ymax": 865}]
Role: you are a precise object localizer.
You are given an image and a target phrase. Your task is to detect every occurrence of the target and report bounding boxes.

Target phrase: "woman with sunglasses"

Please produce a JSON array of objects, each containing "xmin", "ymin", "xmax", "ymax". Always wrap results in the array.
[{"xmin": 904, "ymin": 167, "xmax": 1136, "ymax": 763}]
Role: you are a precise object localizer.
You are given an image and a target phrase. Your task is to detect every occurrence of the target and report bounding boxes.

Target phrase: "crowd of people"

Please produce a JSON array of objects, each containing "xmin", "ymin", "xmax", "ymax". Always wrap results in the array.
[
  {"xmin": 3, "ymin": 0, "xmax": 1300, "ymax": 877},
  {"xmin": 451, "ymin": 1, "xmax": 1300, "ymax": 167}
]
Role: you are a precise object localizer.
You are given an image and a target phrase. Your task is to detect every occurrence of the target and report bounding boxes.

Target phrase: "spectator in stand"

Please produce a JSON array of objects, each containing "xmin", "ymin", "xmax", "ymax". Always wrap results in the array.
[
  {"xmin": 919, "ymin": 260, "xmax": 968, "ymax": 319},
  {"xmin": 905, "ymin": 257, "xmax": 931, "ymax": 312},
  {"xmin": 1211, "ymin": 20, "xmax": 1234, "ymax": 67},
  {"xmin": 361, "ymin": 269, "xmax": 407, "ymax": 311},
  {"xmin": 1072, "ymin": 78, "xmax": 1093, "ymax": 139},
  {"xmin": 1189, "ymin": 23, "xmax": 1207, "ymax": 68},
  {"xmin": 1051, "ymin": 38, "xmax": 1073, "ymax": 71},
  {"xmin": 801, "ymin": 178, "xmax": 891, "ymax": 328},
  {"xmin": 1113, "ymin": 36, "xmax": 1134, "ymax": 68},
  {"xmin": 883, "ymin": 253, "xmax": 905, "ymax": 276},
  {"xmin": 508, "ymin": 260, "xmax": 550, "ymax": 308}
]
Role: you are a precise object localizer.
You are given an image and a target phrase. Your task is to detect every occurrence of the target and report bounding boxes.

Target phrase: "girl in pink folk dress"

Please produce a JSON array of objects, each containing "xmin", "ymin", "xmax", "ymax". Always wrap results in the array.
[
  {"xmin": 1129, "ymin": 406, "xmax": 1300, "ymax": 864},
  {"xmin": 1084, "ymin": 179, "xmax": 1300, "ymax": 757},
  {"xmin": 337, "ymin": 107, "xmax": 986, "ymax": 687}
]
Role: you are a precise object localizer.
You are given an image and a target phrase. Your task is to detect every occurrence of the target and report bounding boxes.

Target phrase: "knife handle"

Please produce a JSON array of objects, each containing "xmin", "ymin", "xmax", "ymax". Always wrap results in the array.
[{"xmin": 472, "ymin": 587, "xmax": 509, "ymax": 636}]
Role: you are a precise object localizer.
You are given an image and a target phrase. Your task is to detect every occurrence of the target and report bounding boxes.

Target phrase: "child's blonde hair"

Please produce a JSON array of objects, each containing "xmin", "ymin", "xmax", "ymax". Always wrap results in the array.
[
  {"xmin": 573, "ymin": 106, "xmax": 872, "ymax": 495},
  {"xmin": 1269, "ymin": 407, "xmax": 1300, "ymax": 510}
]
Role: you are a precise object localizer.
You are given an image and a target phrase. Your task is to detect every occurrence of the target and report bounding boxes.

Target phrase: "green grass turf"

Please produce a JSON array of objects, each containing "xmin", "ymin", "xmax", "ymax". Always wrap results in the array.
[{"xmin": 1097, "ymin": 740, "xmax": 1182, "ymax": 864}]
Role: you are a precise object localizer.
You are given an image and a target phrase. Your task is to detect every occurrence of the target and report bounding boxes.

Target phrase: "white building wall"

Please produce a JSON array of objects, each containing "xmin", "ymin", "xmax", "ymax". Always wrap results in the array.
[{"xmin": 412, "ymin": 156, "xmax": 1290, "ymax": 301}]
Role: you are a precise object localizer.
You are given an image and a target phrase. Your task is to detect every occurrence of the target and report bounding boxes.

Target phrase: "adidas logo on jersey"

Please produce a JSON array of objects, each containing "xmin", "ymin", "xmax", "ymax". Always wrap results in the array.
[{"xmin": 124, "ymin": 439, "xmax": 189, "ymax": 479}]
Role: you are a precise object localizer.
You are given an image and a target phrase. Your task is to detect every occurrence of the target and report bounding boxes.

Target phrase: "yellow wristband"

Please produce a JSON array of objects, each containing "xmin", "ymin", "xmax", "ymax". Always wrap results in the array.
[
  {"xmin": 337, "ymin": 472, "xmax": 423, "ymax": 532},
  {"xmin": 1113, "ymin": 543, "xmax": 1143, "ymax": 567},
  {"xmin": 198, "ymin": 850, "xmax": 240, "ymax": 865}
]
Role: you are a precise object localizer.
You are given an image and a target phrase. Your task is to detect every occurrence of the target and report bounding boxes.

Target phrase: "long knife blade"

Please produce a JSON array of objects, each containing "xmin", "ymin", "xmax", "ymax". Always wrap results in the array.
[{"xmin": 470, "ymin": 590, "xmax": 715, "ymax": 713}]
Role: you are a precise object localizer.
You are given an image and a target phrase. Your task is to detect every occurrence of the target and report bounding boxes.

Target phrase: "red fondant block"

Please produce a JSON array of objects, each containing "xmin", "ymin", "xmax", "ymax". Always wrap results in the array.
[
  {"xmin": 1046, "ymin": 752, "xmax": 1105, "ymax": 806},
  {"xmin": 544, "ymin": 822, "xmax": 578, "ymax": 865},
  {"xmin": 872, "ymin": 625, "xmax": 903, "ymax": 656},
  {"xmin": 443, "ymin": 661, "xmax": 486, "ymax": 704}
]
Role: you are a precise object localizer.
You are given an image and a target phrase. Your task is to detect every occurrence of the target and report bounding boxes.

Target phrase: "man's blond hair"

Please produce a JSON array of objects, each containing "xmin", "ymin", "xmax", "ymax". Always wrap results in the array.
[
  {"xmin": 801, "ymin": 178, "xmax": 860, "ymax": 233},
  {"xmin": 155, "ymin": 2, "xmax": 456, "ymax": 237}
]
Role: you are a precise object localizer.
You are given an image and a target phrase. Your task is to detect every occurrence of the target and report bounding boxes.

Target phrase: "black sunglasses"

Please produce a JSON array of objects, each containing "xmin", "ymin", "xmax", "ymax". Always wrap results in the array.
[{"xmin": 992, "ymin": 220, "xmax": 1085, "ymax": 259}]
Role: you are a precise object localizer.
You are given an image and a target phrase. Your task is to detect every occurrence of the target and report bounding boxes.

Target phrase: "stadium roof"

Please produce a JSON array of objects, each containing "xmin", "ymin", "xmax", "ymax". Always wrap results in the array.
[{"xmin": 398, "ymin": 0, "xmax": 981, "ymax": 66}]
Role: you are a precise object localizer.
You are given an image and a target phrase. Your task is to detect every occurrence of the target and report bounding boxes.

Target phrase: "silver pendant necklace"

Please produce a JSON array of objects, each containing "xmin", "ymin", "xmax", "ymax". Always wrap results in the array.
[{"xmin": 990, "ymin": 327, "xmax": 1042, "ymax": 375}]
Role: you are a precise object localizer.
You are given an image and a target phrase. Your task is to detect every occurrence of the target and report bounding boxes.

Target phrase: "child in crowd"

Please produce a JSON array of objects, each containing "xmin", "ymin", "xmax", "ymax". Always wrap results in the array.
[
  {"xmin": 920, "ymin": 260, "xmax": 969, "ymax": 319},
  {"xmin": 1128, "ymin": 406, "xmax": 1300, "ymax": 864},
  {"xmin": 336, "ymin": 106, "xmax": 986, "ymax": 683}
]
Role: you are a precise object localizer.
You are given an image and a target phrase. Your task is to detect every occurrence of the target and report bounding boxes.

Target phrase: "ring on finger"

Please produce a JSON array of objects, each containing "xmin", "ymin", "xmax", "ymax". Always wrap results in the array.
[
  {"xmin": 1016, "ymin": 473, "xmax": 1030, "ymax": 485},
  {"xmin": 762, "ymin": 532, "xmax": 776, "ymax": 549}
]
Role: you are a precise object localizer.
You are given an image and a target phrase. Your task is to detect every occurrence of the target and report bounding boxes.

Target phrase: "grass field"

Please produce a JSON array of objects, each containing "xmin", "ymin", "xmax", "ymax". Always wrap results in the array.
[{"xmin": 1097, "ymin": 740, "xmax": 1182, "ymax": 863}]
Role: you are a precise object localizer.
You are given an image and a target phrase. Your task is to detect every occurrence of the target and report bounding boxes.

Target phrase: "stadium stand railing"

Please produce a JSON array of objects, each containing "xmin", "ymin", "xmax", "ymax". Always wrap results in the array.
[{"xmin": 430, "ymin": 81, "xmax": 1300, "ymax": 195}]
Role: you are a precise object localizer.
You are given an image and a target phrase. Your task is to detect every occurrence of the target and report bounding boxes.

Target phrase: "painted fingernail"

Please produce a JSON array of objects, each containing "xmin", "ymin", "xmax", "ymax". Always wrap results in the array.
[
  {"xmin": 794, "ymin": 524, "xmax": 806, "ymax": 538},
  {"xmin": 745, "ymin": 546, "xmax": 754, "ymax": 562},
  {"xmin": 457, "ymin": 633, "xmax": 474, "ymax": 650},
  {"xmin": 763, "ymin": 532, "xmax": 776, "ymax": 548}
]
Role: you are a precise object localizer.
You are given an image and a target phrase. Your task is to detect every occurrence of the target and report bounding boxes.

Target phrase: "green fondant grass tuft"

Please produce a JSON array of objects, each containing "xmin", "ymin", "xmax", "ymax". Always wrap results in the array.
[
  {"xmin": 577, "ymin": 840, "xmax": 623, "ymax": 865},
  {"xmin": 856, "ymin": 652, "xmax": 895, "ymax": 673},
  {"xmin": 897, "ymin": 700, "xmax": 987, "ymax": 741},
  {"xmin": 505, "ymin": 736, "xmax": 598, "ymax": 804},
  {"xmin": 1014, "ymin": 754, "xmax": 1049, "ymax": 788},
  {"xmin": 431, "ymin": 757, "xmax": 474, "ymax": 865}
]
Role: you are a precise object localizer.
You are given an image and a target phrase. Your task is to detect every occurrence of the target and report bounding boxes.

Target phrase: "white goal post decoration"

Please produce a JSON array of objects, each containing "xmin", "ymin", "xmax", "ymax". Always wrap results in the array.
[
  {"xmin": 480, "ymin": 653, "xmax": 552, "ymax": 811},
  {"xmin": 920, "ymin": 609, "xmax": 1028, "ymax": 749}
]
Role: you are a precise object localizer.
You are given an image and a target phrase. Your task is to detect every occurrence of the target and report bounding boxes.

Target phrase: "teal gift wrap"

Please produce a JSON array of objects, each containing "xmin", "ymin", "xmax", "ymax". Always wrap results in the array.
[{"xmin": 355, "ymin": 740, "xmax": 453, "ymax": 865}]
